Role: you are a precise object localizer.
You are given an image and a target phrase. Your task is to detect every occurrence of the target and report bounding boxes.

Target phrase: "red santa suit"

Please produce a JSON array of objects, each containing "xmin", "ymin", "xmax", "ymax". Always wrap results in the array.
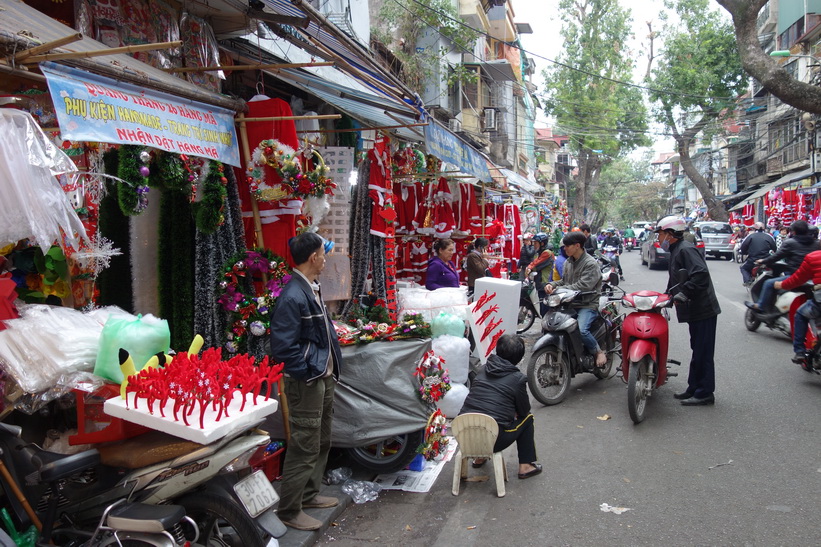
[
  {"xmin": 368, "ymin": 138, "xmax": 395, "ymax": 238},
  {"xmin": 432, "ymin": 177, "xmax": 456, "ymax": 238}
]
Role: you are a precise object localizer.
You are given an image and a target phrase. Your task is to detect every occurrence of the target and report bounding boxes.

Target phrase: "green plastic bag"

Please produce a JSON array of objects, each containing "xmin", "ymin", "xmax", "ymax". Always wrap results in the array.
[
  {"xmin": 431, "ymin": 312, "xmax": 466, "ymax": 339},
  {"xmin": 94, "ymin": 314, "xmax": 171, "ymax": 383},
  {"xmin": 1, "ymin": 508, "xmax": 37, "ymax": 547}
]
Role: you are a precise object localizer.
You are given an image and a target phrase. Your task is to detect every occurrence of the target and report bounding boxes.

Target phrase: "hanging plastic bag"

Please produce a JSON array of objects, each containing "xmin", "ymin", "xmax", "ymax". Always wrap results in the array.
[
  {"xmin": 431, "ymin": 312, "xmax": 466, "ymax": 338},
  {"xmin": 341, "ymin": 479, "xmax": 383, "ymax": 504},
  {"xmin": 94, "ymin": 314, "xmax": 170, "ymax": 383}
]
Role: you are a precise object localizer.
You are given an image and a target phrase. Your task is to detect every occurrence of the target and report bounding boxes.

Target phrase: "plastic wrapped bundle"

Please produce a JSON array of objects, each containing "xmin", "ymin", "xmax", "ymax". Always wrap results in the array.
[
  {"xmin": 397, "ymin": 287, "xmax": 468, "ymax": 323},
  {"xmin": 431, "ymin": 312, "xmax": 466, "ymax": 338},
  {"xmin": 436, "ymin": 383, "xmax": 468, "ymax": 418},
  {"xmin": 0, "ymin": 305, "xmax": 134, "ymax": 393},
  {"xmin": 94, "ymin": 314, "xmax": 171, "ymax": 383},
  {"xmin": 431, "ymin": 334, "xmax": 470, "ymax": 384}
]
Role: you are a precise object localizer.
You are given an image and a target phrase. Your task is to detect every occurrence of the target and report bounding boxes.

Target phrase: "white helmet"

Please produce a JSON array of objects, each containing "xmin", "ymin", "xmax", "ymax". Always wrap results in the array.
[{"xmin": 655, "ymin": 216, "xmax": 687, "ymax": 234}]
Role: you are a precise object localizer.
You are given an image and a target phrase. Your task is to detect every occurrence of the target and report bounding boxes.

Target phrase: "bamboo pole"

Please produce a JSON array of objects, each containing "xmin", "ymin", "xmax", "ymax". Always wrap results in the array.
[
  {"xmin": 235, "ymin": 114, "xmax": 341, "ymax": 123},
  {"xmin": 384, "ymin": 110, "xmax": 425, "ymax": 139},
  {"xmin": 296, "ymin": 122, "xmax": 427, "ymax": 134},
  {"xmin": 236, "ymin": 118, "xmax": 291, "ymax": 442},
  {"xmin": 0, "ymin": 459, "xmax": 41, "ymax": 531},
  {"xmin": 164, "ymin": 61, "xmax": 334, "ymax": 73},
  {"xmin": 21, "ymin": 41, "xmax": 182, "ymax": 64},
  {"xmin": 14, "ymin": 33, "xmax": 83, "ymax": 62}
]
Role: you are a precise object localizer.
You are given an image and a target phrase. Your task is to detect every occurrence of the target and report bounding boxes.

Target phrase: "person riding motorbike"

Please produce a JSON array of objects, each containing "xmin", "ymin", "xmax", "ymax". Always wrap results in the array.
[
  {"xmin": 524, "ymin": 233, "xmax": 555, "ymax": 314},
  {"xmin": 518, "ymin": 233, "xmax": 537, "ymax": 271},
  {"xmin": 600, "ymin": 228, "xmax": 624, "ymax": 281},
  {"xmin": 739, "ymin": 222, "xmax": 776, "ymax": 286},
  {"xmin": 774, "ymin": 249, "xmax": 821, "ymax": 366},
  {"xmin": 623, "ymin": 226, "xmax": 636, "ymax": 250},
  {"xmin": 746, "ymin": 220, "xmax": 821, "ymax": 312},
  {"xmin": 544, "ymin": 231, "xmax": 606, "ymax": 367}
]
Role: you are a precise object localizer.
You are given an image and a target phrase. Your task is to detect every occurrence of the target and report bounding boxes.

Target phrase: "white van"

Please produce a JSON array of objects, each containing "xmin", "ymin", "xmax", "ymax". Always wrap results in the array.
[{"xmin": 632, "ymin": 221, "xmax": 653, "ymax": 241}]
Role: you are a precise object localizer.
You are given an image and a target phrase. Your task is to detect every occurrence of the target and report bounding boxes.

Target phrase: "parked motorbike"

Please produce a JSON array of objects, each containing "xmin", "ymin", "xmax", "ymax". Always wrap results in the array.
[
  {"xmin": 526, "ymin": 277, "xmax": 622, "ymax": 405},
  {"xmin": 517, "ymin": 276, "xmax": 541, "ymax": 334},
  {"xmin": 0, "ymin": 413, "xmax": 285, "ymax": 547},
  {"xmin": 619, "ymin": 269, "xmax": 689, "ymax": 424},
  {"xmin": 0, "ymin": 422, "xmax": 197, "ymax": 547},
  {"xmin": 745, "ymin": 262, "xmax": 812, "ymax": 339}
]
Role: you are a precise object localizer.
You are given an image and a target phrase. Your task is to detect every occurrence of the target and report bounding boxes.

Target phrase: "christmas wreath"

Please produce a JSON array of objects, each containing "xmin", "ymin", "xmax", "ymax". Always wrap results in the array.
[
  {"xmin": 216, "ymin": 249, "xmax": 291, "ymax": 353},
  {"xmin": 248, "ymin": 140, "xmax": 335, "ymax": 202},
  {"xmin": 413, "ymin": 350, "xmax": 451, "ymax": 403},
  {"xmin": 417, "ymin": 408, "xmax": 449, "ymax": 461}
]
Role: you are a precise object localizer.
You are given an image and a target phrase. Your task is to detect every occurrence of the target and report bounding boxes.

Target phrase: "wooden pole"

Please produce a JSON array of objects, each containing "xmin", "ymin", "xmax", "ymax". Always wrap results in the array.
[
  {"xmin": 14, "ymin": 33, "xmax": 83, "ymax": 62},
  {"xmin": 21, "ymin": 41, "xmax": 182, "ymax": 63},
  {"xmin": 235, "ymin": 114, "xmax": 341, "ymax": 123},
  {"xmin": 0, "ymin": 459, "xmax": 41, "ymax": 531},
  {"xmin": 164, "ymin": 61, "xmax": 334, "ymax": 73},
  {"xmin": 296, "ymin": 122, "xmax": 427, "ymax": 134},
  {"xmin": 384, "ymin": 111, "xmax": 425, "ymax": 139}
]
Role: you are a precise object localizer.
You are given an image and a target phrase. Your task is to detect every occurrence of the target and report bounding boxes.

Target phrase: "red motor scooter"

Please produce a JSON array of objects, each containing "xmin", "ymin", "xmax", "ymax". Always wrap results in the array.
[{"xmin": 619, "ymin": 270, "xmax": 688, "ymax": 423}]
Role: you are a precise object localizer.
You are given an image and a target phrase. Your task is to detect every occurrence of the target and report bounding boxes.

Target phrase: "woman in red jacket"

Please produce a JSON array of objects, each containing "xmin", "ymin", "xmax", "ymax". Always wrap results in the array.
[{"xmin": 774, "ymin": 249, "xmax": 821, "ymax": 365}]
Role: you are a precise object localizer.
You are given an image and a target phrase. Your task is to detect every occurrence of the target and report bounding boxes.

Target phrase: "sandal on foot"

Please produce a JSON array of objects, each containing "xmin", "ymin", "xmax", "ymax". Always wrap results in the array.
[
  {"xmin": 471, "ymin": 458, "xmax": 487, "ymax": 468},
  {"xmin": 518, "ymin": 463, "xmax": 542, "ymax": 479}
]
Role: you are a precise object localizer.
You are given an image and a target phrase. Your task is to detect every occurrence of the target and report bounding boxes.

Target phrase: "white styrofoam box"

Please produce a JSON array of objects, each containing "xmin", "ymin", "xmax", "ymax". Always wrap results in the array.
[
  {"xmin": 469, "ymin": 278, "xmax": 521, "ymax": 363},
  {"xmin": 105, "ymin": 394, "xmax": 278, "ymax": 444},
  {"xmin": 432, "ymin": 335, "xmax": 470, "ymax": 384},
  {"xmin": 436, "ymin": 383, "xmax": 469, "ymax": 418},
  {"xmin": 397, "ymin": 287, "xmax": 469, "ymax": 323}
]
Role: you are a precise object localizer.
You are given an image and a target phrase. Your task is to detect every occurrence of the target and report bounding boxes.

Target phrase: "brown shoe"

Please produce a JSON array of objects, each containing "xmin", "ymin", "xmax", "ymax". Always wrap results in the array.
[
  {"xmin": 303, "ymin": 495, "xmax": 338, "ymax": 509},
  {"xmin": 281, "ymin": 511, "xmax": 322, "ymax": 531}
]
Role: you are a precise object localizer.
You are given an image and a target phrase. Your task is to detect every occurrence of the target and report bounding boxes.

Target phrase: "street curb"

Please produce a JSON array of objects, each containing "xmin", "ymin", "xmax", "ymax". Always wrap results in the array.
[{"xmin": 276, "ymin": 483, "xmax": 351, "ymax": 547}]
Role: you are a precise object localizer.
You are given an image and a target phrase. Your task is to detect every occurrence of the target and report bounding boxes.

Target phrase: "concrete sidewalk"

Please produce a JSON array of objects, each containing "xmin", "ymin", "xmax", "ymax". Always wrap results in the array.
[{"xmin": 274, "ymin": 483, "xmax": 352, "ymax": 547}]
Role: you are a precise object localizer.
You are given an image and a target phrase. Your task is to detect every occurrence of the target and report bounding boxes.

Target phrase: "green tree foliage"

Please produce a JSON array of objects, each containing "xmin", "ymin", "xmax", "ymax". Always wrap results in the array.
[
  {"xmin": 647, "ymin": 0, "xmax": 745, "ymax": 221},
  {"xmin": 542, "ymin": 0, "xmax": 650, "ymax": 223},
  {"xmin": 588, "ymin": 155, "xmax": 664, "ymax": 229},
  {"xmin": 371, "ymin": 0, "xmax": 479, "ymax": 94}
]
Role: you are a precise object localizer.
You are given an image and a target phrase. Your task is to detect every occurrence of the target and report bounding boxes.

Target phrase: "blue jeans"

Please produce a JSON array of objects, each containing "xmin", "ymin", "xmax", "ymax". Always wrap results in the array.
[
  {"xmin": 756, "ymin": 275, "xmax": 788, "ymax": 309},
  {"xmin": 793, "ymin": 300, "xmax": 821, "ymax": 354},
  {"xmin": 576, "ymin": 308, "xmax": 600, "ymax": 354}
]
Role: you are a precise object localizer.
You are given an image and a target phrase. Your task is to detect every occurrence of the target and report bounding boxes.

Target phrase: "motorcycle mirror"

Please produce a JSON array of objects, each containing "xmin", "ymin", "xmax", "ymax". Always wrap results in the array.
[
  {"xmin": 609, "ymin": 271, "xmax": 619, "ymax": 286},
  {"xmin": 677, "ymin": 269, "xmax": 689, "ymax": 284}
]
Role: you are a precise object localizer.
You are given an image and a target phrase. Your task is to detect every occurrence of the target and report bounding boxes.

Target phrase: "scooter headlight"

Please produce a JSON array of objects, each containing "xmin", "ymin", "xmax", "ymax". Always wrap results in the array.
[
  {"xmin": 632, "ymin": 295, "xmax": 657, "ymax": 311},
  {"xmin": 547, "ymin": 294, "xmax": 563, "ymax": 307}
]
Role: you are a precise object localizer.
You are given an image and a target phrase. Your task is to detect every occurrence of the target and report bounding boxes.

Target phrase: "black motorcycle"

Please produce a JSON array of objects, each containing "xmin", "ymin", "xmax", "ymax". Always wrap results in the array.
[
  {"xmin": 526, "ymin": 279, "xmax": 623, "ymax": 405},
  {"xmin": 517, "ymin": 277, "xmax": 541, "ymax": 334}
]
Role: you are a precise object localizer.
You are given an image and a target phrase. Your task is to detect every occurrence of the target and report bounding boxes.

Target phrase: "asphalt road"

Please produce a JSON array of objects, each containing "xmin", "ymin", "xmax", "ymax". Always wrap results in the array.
[{"xmin": 318, "ymin": 252, "xmax": 821, "ymax": 546}]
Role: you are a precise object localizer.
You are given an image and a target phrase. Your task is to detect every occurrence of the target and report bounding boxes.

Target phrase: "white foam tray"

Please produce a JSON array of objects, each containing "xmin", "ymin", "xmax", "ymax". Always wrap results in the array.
[{"xmin": 104, "ymin": 392, "xmax": 279, "ymax": 444}]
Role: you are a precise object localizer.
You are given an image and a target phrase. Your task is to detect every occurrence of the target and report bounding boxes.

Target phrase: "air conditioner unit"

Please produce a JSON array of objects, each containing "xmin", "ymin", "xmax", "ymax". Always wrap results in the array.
[
  {"xmin": 448, "ymin": 118, "xmax": 462, "ymax": 132},
  {"xmin": 483, "ymin": 108, "xmax": 497, "ymax": 132}
]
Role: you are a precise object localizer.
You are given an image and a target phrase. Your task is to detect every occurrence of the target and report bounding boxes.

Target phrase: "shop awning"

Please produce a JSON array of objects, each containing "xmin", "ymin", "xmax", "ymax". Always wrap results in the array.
[
  {"xmin": 0, "ymin": 0, "xmax": 244, "ymax": 112},
  {"xmin": 500, "ymin": 168, "xmax": 543, "ymax": 194},
  {"xmin": 730, "ymin": 167, "xmax": 813, "ymax": 210}
]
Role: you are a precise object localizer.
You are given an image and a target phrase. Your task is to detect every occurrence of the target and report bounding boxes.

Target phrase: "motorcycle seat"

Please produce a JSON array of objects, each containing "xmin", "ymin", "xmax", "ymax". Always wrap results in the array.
[
  {"xmin": 106, "ymin": 502, "xmax": 185, "ymax": 533},
  {"xmin": 98, "ymin": 430, "xmax": 203, "ymax": 469},
  {"xmin": 39, "ymin": 449, "xmax": 100, "ymax": 482}
]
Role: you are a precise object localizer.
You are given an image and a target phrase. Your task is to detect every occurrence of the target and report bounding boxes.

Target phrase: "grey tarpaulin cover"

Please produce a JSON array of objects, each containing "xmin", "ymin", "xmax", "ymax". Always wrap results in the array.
[{"xmin": 331, "ymin": 338, "xmax": 432, "ymax": 447}]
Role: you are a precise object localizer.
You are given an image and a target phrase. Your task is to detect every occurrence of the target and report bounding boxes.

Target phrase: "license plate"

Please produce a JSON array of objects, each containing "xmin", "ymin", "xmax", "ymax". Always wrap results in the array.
[{"xmin": 234, "ymin": 470, "xmax": 279, "ymax": 518}]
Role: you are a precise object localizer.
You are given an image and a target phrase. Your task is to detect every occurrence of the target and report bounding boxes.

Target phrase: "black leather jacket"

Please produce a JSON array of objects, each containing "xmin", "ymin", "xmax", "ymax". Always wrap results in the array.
[
  {"xmin": 269, "ymin": 273, "xmax": 342, "ymax": 382},
  {"xmin": 760, "ymin": 234, "xmax": 821, "ymax": 274},
  {"xmin": 666, "ymin": 239, "xmax": 721, "ymax": 323}
]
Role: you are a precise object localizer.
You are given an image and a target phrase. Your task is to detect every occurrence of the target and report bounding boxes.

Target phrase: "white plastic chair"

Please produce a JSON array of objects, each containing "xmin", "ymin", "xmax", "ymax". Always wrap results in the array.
[{"xmin": 451, "ymin": 413, "xmax": 508, "ymax": 497}]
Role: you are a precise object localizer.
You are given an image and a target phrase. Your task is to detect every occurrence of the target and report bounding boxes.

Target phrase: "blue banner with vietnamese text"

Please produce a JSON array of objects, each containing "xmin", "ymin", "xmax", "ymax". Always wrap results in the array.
[
  {"xmin": 424, "ymin": 120, "xmax": 491, "ymax": 182},
  {"xmin": 41, "ymin": 63, "xmax": 240, "ymax": 166}
]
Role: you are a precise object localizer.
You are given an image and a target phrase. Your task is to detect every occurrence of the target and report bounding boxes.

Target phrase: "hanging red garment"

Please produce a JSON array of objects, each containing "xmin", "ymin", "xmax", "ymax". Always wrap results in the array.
[
  {"xmin": 412, "ymin": 182, "xmax": 436, "ymax": 235},
  {"xmin": 368, "ymin": 138, "xmax": 396, "ymax": 238},
  {"xmin": 503, "ymin": 203, "xmax": 522, "ymax": 264},
  {"xmin": 408, "ymin": 239, "xmax": 430, "ymax": 284},
  {"xmin": 394, "ymin": 181, "xmax": 418, "ymax": 235},
  {"xmin": 432, "ymin": 177, "xmax": 456, "ymax": 238},
  {"xmin": 237, "ymin": 97, "xmax": 300, "ymax": 262}
]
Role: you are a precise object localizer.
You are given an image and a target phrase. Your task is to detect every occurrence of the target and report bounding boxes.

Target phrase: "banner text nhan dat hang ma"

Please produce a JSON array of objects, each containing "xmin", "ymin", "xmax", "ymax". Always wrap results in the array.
[{"xmin": 40, "ymin": 62, "xmax": 240, "ymax": 167}]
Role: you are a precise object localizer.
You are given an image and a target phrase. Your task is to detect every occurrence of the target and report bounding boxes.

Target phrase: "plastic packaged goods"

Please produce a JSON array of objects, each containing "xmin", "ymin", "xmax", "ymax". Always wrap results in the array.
[
  {"xmin": 436, "ymin": 382, "xmax": 468, "ymax": 418},
  {"xmin": 0, "ymin": 305, "xmax": 133, "ymax": 394},
  {"xmin": 431, "ymin": 312, "xmax": 467, "ymax": 338},
  {"xmin": 431, "ymin": 334, "xmax": 469, "ymax": 384},
  {"xmin": 397, "ymin": 287, "xmax": 468, "ymax": 323}
]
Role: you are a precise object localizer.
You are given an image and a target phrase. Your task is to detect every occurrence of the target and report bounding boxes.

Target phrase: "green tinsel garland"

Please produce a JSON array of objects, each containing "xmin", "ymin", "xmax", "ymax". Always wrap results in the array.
[
  {"xmin": 97, "ymin": 149, "xmax": 134, "ymax": 311},
  {"xmin": 117, "ymin": 145, "xmax": 145, "ymax": 215},
  {"xmin": 159, "ymin": 189, "xmax": 195, "ymax": 350},
  {"xmin": 149, "ymin": 151, "xmax": 188, "ymax": 192},
  {"xmin": 192, "ymin": 161, "xmax": 228, "ymax": 234}
]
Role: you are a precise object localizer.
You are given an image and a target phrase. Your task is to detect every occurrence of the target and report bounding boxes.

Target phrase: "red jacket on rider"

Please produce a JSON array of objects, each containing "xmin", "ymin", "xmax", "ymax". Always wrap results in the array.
[{"xmin": 780, "ymin": 250, "xmax": 821, "ymax": 291}]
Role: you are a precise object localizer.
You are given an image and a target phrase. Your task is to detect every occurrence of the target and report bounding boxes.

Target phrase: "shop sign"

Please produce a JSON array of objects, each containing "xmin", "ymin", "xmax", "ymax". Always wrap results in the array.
[
  {"xmin": 424, "ymin": 121, "xmax": 491, "ymax": 182},
  {"xmin": 41, "ymin": 63, "xmax": 240, "ymax": 166}
]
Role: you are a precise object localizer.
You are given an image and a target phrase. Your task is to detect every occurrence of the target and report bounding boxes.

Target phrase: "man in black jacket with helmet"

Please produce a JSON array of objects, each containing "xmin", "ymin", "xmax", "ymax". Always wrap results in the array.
[
  {"xmin": 739, "ymin": 222, "xmax": 776, "ymax": 285},
  {"xmin": 655, "ymin": 216, "xmax": 721, "ymax": 406}
]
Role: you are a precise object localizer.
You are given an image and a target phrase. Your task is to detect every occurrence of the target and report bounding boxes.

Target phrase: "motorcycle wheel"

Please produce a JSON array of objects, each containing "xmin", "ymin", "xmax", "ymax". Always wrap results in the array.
[
  {"xmin": 627, "ymin": 358, "xmax": 652, "ymax": 424},
  {"xmin": 345, "ymin": 429, "xmax": 424, "ymax": 473},
  {"xmin": 527, "ymin": 347, "xmax": 571, "ymax": 405},
  {"xmin": 744, "ymin": 308, "xmax": 761, "ymax": 332},
  {"xmin": 592, "ymin": 349, "xmax": 615, "ymax": 380},
  {"xmin": 178, "ymin": 493, "xmax": 265, "ymax": 547},
  {"xmin": 517, "ymin": 302, "xmax": 536, "ymax": 334}
]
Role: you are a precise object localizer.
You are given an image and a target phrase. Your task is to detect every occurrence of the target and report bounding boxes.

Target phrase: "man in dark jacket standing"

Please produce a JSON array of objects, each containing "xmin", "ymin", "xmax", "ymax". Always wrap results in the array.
[
  {"xmin": 655, "ymin": 216, "xmax": 721, "ymax": 406},
  {"xmin": 460, "ymin": 334, "xmax": 542, "ymax": 479},
  {"xmin": 747, "ymin": 220, "xmax": 821, "ymax": 311},
  {"xmin": 580, "ymin": 224, "xmax": 597, "ymax": 256},
  {"xmin": 270, "ymin": 232, "xmax": 343, "ymax": 531},
  {"xmin": 739, "ymin": 222, "xmax": 776, "ymax": 285}
]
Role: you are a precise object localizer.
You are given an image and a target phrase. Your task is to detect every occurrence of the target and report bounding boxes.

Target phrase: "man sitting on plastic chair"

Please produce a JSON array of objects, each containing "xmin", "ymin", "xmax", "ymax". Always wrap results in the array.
[{"xmin": 459, "ymin": 334, "xmax": 542, "ymax": 480}]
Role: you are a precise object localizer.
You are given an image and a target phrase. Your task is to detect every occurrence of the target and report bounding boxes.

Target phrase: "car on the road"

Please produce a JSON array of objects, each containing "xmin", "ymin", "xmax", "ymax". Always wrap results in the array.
[
  {"xmin": 641, "ymin": 229, "xmax": 705, "ymax": 269},
  {"xmin": 632, "ymin": 221, "xmax": 654, "ymax": 242},
  {"xmin": 694, "ymin": 221, "xmax": 734, "ymax": 260}
]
